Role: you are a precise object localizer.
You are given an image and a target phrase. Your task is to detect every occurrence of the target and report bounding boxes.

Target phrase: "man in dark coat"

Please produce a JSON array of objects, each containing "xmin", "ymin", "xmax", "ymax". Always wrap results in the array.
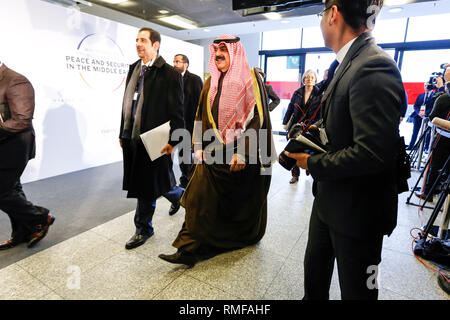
[
  {"xmin": 158, "ymin": 35, "xmax": 275, "ymax": 267},
  {"xmin": 119, "ymin": 28, "xmax": 184, "ymax": 250},
  {"xmin": 286, "ymin": 0, "xmax": 405, "ymax": 300},
  {"xmin": 406, "ymin": 82, "xmax": 436, "ymax": 150},
  {"xmin": 0, "ymin": 62, "xmax": 54, "ymax": 250},
  {"xmin": 173, "ymin": 54, "xmax": 203, "ymax": 188},
  {"xmin": 254, "ymin": 67, "xmax": 280, "ymax": 112}
]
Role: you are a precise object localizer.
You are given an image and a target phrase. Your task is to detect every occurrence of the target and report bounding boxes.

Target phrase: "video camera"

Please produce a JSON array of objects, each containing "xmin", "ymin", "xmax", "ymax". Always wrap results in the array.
[
  {"xmin": 278, "ymin": 123, "xmax": 327, "ymax": 171},
  {"xmin": 427, "ymin": 63, "xmax": 448, "ymax": 90}
]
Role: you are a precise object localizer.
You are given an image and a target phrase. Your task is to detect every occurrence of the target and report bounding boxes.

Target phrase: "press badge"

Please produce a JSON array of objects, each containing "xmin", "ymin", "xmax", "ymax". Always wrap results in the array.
[{"xmin": 133, "ymin": 92, "xmax": 139, "ymax": 101}]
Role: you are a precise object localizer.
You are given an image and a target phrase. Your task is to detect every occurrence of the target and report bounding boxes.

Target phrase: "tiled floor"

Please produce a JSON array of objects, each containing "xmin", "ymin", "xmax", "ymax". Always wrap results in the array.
[{"xmin": 0, "ymin": 139, "xmax": 449, "ymax": 300}]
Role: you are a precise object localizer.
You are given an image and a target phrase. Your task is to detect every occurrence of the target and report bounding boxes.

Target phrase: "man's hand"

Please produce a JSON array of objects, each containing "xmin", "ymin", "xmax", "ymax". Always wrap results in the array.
[
  {"xmin": 229, "ymin": 154, "xmax": 246, "ymax": 172},
  {"xmin": 194, "ymin": 149, "xmax": 205, "ymax": 163},
  {"xmin": 283, "ymin": 124, "xmax": 287, "ymax": 131},
  {"xmin": 119, "ymin": 139, "xmax": 123, "ymax": 148},
  {"xmin": 161, "ymin": 144, "xmax": 174, "ymax": 155},
  {"xmin": 436, "ymin": 76, "xmax": 444, "ymax": 89},
  {"xmin": 285, "ymin": 152, "xmax": 310, "ymax": 170}
]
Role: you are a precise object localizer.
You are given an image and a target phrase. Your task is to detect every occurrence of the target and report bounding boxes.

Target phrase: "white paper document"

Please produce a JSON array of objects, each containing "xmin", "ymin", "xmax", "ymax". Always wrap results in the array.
[{"xmin": 140, "ymin": 121, "xmax": 170, "ymax": 161}]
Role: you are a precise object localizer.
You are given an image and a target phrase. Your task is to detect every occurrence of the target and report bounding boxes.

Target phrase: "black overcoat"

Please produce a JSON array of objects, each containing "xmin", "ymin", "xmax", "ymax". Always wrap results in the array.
[
  {"xmin": 182, "ymin": 70, "xmax": 203, "ymax": 135},
  {"xmin": 120, "ymin": 56, "xmax": 184, "ymax": 199}
]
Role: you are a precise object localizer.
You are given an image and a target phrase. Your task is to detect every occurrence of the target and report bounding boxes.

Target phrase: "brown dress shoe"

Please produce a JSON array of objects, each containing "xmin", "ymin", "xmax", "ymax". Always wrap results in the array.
[
  {"xmin": 0, "ymin": 238, "xmax": 24, "ymax": 250},
  {"xmin": 27, "ymin": 214, "xmax": 55, "ymax": 248}
]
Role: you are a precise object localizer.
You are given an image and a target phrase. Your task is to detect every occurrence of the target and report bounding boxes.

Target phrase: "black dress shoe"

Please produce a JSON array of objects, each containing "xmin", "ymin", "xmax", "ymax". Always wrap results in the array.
[
  {"xmin": 158, "ymin": 250, "xmax": 197, "ymax": 267},
  {"xmin": 27, "ymin": 214, "xmax": 55, "ymax": 248},
  {"xmin": 125, "ymin": 233, "xmax": 152, "ymax": 250},
  {"xmin": 0, "ymin": 238, "xmax": 25, "ymax": 250},
  {"xmin": 169, "ymin": 201, "xmax": 181, "ymax": 216}
]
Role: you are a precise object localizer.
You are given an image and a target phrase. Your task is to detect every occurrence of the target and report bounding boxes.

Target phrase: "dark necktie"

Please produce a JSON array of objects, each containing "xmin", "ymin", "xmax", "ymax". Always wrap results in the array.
[
  {"xmin": 327, "ymin": 59, "xmax": 339, "ymax": 84},
  {"xmin": 132, "ymin": 65, "xmax": 148, "ymax": 119}
]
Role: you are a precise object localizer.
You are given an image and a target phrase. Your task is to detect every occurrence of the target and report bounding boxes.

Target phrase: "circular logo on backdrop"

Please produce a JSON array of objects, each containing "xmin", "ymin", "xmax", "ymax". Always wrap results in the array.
[{"xmin": 65, "ymin": 33, "xmax": 129, "ymax": 91}]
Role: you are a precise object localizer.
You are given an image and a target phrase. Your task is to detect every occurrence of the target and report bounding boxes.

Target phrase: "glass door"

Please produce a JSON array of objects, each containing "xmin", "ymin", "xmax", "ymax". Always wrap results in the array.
[{"xmin": 265, "ymin": 55, "xmax": 303, "ymax": 133}]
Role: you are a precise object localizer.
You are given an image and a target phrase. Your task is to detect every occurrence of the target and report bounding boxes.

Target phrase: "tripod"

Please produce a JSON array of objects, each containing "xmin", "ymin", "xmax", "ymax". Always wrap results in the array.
[
  {"xmin": 408, "ymin": 118, "xmax": 431, "ymax": 170},
  {"xmin": 406, "ymin": 128, "xmax": 441, "ymax": 210},
  {"xmin": 420, "ymin": 158, "xmax": 449, "ymax": 241}
]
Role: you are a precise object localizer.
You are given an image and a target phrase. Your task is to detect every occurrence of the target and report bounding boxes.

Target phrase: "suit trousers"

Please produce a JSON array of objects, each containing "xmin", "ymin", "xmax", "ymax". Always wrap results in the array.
[
  {"xmin": 0, "ymin": 166, "xmax": 48, "ymax": 241},
  {"xmin": 134, "ymin": 185, "xmax": 184, "ymax": 236},
  {"xmin": 408, "ymin": 117, "xmax": 422, "ymax": 148},
  {"xmin": 409, "ymin": 117, "xmax": 430, "ymax": 150},
  {"xmin": 178, "ymin": 148, "xmax": 193, "ymax": 188},
  {"xmin": 303, "ymin": 201, "xmax": 384, "ymax": 300}
]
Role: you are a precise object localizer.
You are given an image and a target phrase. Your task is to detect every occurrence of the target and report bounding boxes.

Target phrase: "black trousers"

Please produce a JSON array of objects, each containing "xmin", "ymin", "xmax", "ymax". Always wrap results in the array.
[
  {"xmin": 134, "ymin": 185, "xmax": 184, "ymax": 236},
  {"xmin": 303, "ymin": 201, "xmax": 384, "ymax": 300},
  {"xmin": 178, "ymin": 147, "xmax": 192, "ymax": 188},
  {"xmin": 0, "ymin": 166, "xmax": 48, "ymax": 241}
]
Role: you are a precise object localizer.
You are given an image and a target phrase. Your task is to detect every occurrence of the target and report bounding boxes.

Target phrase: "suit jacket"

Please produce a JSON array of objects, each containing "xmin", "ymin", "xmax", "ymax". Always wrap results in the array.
[
  {"xmin": 307, "ymin": 32, "xmax": 404, "ymax": 239},
  {"xmin": 120, "ymin": 56, "xmax": 184, "ymax": 199},
  {"xmin": 0, "ymin": 64, "xmax": 36, "ymax": 169},
  {"xmin": 411, "ymin": 91, "xmax": 435, "ymax": 119},
  {"xmin": 265, "ymin": 84, "xmax": 280, "ymax": 112},
  {"xmin": 182, "ymin": 70, "xmax": 203, "ymax": 135}
]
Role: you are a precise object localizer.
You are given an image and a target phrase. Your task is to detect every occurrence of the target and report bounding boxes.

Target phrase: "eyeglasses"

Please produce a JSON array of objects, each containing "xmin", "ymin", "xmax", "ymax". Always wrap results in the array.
[{"xmin": 317, "ymin": 5, "xmax": 333, "ymax": 19}]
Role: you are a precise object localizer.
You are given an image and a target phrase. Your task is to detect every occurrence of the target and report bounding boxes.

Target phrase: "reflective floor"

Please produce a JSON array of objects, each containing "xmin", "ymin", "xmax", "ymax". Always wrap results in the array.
[{"xmin": 0, "ymin": 136, "xmax": 448, "ymax": 300}]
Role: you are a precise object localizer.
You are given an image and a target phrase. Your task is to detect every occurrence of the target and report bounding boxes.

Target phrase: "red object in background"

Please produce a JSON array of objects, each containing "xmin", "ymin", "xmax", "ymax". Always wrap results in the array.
[
  {"xmin": 404, "ymin": 82, "xmax": 425, "ymax": 104},
  {"xmin": 267, "ymin": 81, "xmax": 301, "ymax": 100},
  {"xmin": 268, "ymin": 80, "xmax": 426, "ymax": 105}
]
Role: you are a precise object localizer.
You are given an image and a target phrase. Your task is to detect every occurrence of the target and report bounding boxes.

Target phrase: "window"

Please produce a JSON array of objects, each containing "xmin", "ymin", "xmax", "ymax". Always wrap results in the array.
[
  {"xmin": 301, "ymin": 26, "xmax": 325, "ymax": 48},
  {"xmin": 262, "ymin": 28, "xmax": 301, "ymax": 50},
  {"xmin": 372, "ymin": 18, "xmax": 407, "ymax": 43},
  {"xmin": 406, "ymin": 13, "xmax": 450, "ymax": 42},
  {"xmin": 401, "ymin": 49, "xmax": 450, "ymax": 82},
  {"xmin": 304, "ymin": 52, "xmax": 336, "ymax": 82},
  {"xmin": 266, "ymin": 56, "xmax": 302, "ymax": 132}
]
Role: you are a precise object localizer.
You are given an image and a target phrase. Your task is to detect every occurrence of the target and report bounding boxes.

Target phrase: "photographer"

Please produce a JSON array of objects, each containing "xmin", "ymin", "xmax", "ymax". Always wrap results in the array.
[
  {"xmin": 406, "ymin": 80, "xmax": 436, "ymax": 151},
  {"xmin": 416, "ymin": 65, "xmax": 450, "ymax": 200}
]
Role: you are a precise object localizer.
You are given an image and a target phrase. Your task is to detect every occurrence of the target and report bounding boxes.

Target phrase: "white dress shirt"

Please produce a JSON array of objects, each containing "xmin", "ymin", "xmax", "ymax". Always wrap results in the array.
[{"xmin": 335, "ymin": 37, "xmax": 357, "ymax": 72}]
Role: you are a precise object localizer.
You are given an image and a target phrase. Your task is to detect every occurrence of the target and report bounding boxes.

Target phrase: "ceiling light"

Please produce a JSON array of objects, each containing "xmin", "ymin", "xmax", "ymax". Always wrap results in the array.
[
  {"xmin": 101, "ymin": 0, "xmax": 129, "ymax": 4},
  {"xmin": 203, "ymin": 28, "xmax": 211, "ymax": 32},
  {"xmin": 281, "ymin": 20, "xmax": 290, "ymax": 24},
  {"xmin": 384, "ymin": 0, "xmax": 410, "ymax": 6},
  {"xmin": 158, "ymin": 9, "xmax": 169, "ymax": 14},
  {"xmin": 159, "ymin": 15, "xmax": 198, "ymax": 30},
  {"xmin": 263, "ymin": 12, "xmax": 282, "ymax": 20},
  {"xmin": 388, "ymin": 7, "xmax": 403, "ymax": 13}
]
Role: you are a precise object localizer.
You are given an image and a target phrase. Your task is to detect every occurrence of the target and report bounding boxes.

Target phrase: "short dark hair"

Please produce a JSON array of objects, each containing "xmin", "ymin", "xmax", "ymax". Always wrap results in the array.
[
  {"xmin": 325, "ymin": 0, "xmax": 383, "ymax": 31},
  {"xmin": 139, "ymin": 27, "xmax": 161, "ymax": 45},
  {"xmin": 175, "ymin": 54, "xmax": 189, "ymax": 65}
]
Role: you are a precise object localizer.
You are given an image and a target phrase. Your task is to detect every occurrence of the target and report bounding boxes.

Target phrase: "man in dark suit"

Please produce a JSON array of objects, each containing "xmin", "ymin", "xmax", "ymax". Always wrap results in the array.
[
  {"xmin": 173, "ymin": 54, "xmax": 203, "ymax": 188},
  {"xmin": 286, "ymin": 0, "xmax": 404, "ymax": 300},
  {"xmin": 254, "ymin": 67, "xmax": 280, "ymax": 112},
  {"xmin": 0, "ymin": 62, "xmax": 54, "ymax": 250},
  {"xmin": 406, "ymin": 82, "xmax": 436, "ymax": 150},
  {"xmin": 119, "ymin": 28, "xmax": 185, "ymax": 250}
]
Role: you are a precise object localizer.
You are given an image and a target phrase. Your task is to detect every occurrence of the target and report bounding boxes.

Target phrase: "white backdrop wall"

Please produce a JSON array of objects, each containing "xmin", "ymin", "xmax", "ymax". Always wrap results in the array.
[{"xmin": 0, "ymin": 0, "xmax": 203, "ymax": 183}]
